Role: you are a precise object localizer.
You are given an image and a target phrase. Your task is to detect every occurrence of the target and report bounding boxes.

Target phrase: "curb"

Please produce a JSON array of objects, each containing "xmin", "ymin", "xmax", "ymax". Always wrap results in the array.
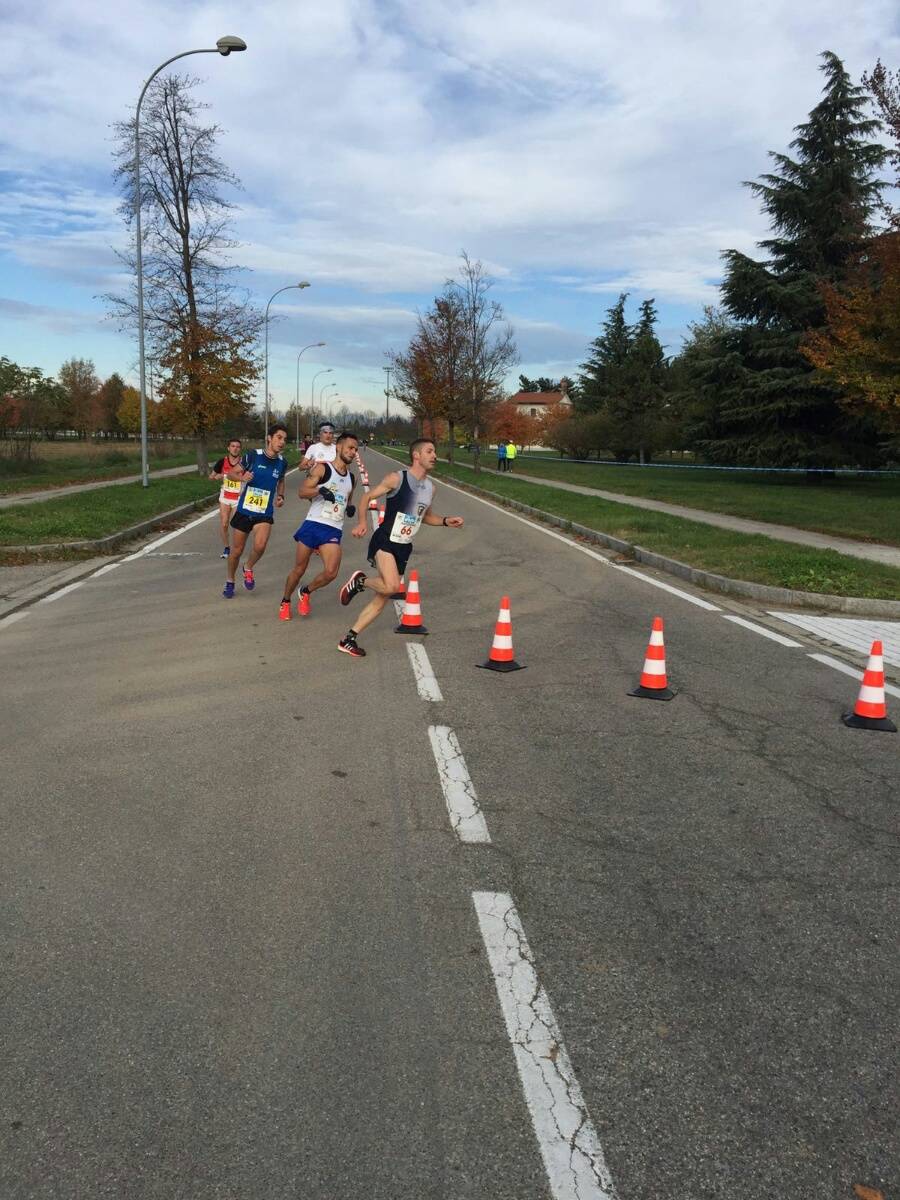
[
  {"xmin": 0, "ymin": 494, "xmax": 218, "ymax": 558},
  {"xmin": 435, "ymin": 471, "xmax": 900, "ymax": 619}
]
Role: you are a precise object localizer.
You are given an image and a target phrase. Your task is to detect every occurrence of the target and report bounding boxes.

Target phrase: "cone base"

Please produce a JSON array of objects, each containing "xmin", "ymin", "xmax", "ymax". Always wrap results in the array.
[
  {"xmin": 395, "ymin": 624, "xmax": 428, "ymax": 635},
  {"xmin": 629, "ymin": 684, "xmax": 676, "ymax": 701},
  {"xmin": 477, "ymin": 659, "xmax": 526, "ymax": 672},
  {"xmin": 841, "ymin": 711, "xmax": 897, "ymax": 732}
]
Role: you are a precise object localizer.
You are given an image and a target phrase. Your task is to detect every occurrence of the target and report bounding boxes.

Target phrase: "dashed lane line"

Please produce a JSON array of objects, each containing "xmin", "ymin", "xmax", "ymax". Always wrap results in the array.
[
  {"xmin": 406, "ymin": 643, "xmax": 443, "ymax": 702},
  {"xmin": 808, "ymin": 652, "xmax": 900, "ymax": 700},
  {"xmin": 473, "ymin": 891, "xmax": 618, "ymax": 1200},
  {"xmin": 427, "ymin": 725, "xmax": 491, "ymax": 844},
  {"xmin": 721, "ymin": 614, "xmax": 803, "ymax": 647}
]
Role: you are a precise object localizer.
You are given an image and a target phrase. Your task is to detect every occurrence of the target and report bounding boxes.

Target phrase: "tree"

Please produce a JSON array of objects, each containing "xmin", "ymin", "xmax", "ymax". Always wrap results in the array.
[
  {"xmin": 58, "ymin": 357, "xmax": 100, "ymax": 439},
  {"xmin": 608, "ymin": 298, "xmax": 668, "ymax": 463},
  {"xmin": 801, "ymin": 231, "xmax": 900, "ymax": 442},
  {"xmin": 688, "ymin": 52, "xmax": 887, "ymax": 466},
  {"xmin": 0, "ymin": 359, "xmax": 67, "ymax": 457},
  {"xmin": 518, "ymin": 375, "xmax": 562, "ymax": 393},
  {"xmin": 116, "ymin": 385, "xmax": 145, "ymax": 435},
  {"xmin": 447, "ymin": 252, "xmax": 518, "ymax": 471},
  {"xmin": 415, "ymin": 290, "xmax": 470, "ymax": 461},
  {"xmin": 107, "ymin": 73, "xmax": 262, "ymax": 473},
  {"xmin": 577, "ymin": 294, "xmax": 633, "ymax": 415},
  {"xmin": 487, "ymin": 400, "xmax": 540, "ymax": 448},
  {"xmin": 96, "ymin": 373, "xmax": 126, "ymax": 435},
  {"xmin": 862, "ymin": 60, "xmax": 900, "ymax": 229}
]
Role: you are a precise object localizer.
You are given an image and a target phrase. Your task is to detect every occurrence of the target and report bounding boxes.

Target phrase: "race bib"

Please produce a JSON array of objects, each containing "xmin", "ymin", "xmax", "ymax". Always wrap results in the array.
[
  {"xmin": 323, "ymin": 492, "xmax": 347, "ymax": 523},
  {"xmin": 390, "ymin": 511, "xmax": 422, "ymax": 544},
  {"xmin": 244, "ymin": 486, "xmax": 271, "ymax": 513},
  {"xmin": 222, "ymin": 476, "xmax": 242, "ymax": 499}
]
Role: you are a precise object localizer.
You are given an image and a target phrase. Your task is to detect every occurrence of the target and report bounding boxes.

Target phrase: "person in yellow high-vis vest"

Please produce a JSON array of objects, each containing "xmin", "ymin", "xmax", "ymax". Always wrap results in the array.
[{"xmin": 505, "ymin": 441, "xmax": 517, "ymax": 472}]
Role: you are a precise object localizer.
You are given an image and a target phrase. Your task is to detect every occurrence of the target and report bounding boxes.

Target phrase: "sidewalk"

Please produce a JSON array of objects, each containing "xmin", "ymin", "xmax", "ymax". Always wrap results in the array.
[
  {"xmin": 0, "ymin": 464, "xmax": 197, "ymax": 508},
  {"xmin": 458, "ymin": 461, "xmax": 900, "ymax": 570}
]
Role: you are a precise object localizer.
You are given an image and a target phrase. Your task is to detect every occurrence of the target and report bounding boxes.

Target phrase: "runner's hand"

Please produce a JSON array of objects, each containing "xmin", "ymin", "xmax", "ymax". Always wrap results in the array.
[
  {"xmin": 352, "ymin": 522, "xmax": 367, "ymax": 538},
  {"xmin": 345, "ymin": 504, "xmax": 356, "ymax": 518},
  {"xmin": 445, "ymin": 516, "xmax": 464, "ymax": 528},
  {"xmin": 275, "ymin": 495, "xmax": 285, "ymax": 507},
  {"xmin": 318, "ymin": 486, "xmax": 336, "ymax": 502}
]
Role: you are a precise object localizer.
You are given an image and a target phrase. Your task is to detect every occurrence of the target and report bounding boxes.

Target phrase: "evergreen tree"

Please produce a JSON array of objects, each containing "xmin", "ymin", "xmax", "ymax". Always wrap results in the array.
[
  {"xmin": 688, "ymin": 52, "xmax": 887, "ymax": 466},
  {"xmin": 576, "ymin": 293, "xmax": 632, "ymax": 414}
]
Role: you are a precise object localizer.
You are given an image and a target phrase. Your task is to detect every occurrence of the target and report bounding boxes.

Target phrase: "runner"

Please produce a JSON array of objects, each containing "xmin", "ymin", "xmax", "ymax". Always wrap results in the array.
[
  {"xmin": 299, "ymin": 421, "xmax": 337, "ymax": 471},
  {"xmin": 336, "ymin": 438, "xmax": 464, "ymax": 657},
  {"xmin": 279, "ymin": 431, "xmax": 361, "ymax": 620},
  {"xmin": 208, "ymin": 437, "xmax": 245, "ymax": 558},
  {"xmin": 223, "ymin": 423, "xmax": 289, "ymax": 599}
]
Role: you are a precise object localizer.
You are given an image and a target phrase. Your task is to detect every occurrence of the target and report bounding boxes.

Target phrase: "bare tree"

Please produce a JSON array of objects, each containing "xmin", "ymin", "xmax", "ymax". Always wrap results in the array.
[
  {"xmin": 448, "ymin": 251, "xmax": 518, "ymax": 471},
  {"xmin": 107, "ymin": 74, "xmax": 261, "ymax": 472}
]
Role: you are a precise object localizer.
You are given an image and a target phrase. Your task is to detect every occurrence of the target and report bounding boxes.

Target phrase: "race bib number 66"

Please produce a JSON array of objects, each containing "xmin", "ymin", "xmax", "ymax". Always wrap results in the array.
[{"xmin": 390, "ymin": 511, "xmax": 421, "ymax": 544}]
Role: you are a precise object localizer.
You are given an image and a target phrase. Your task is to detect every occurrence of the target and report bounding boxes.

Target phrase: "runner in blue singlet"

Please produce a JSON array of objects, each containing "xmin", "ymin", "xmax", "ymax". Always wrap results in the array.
[
  {"xmin": 336, "ymin": 438, "xmax": 464, "ymax": 657},
  {"xmin": 223, "ymin": 424, "xmax": 289, "ymax": 599}
]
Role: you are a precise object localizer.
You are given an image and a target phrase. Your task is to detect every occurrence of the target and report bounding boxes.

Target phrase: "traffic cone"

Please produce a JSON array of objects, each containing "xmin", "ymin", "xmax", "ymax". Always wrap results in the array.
[
  {"xmin": 629, "ymin": 616, "xmax": 675, "ymax": 700},
  {"xmin": 477, "ymin": 596, "xmax": 525, "ymax": 672},
  {"xmin": 378, "ymin": 507, "xmax": 385, "ymax": 525},
  {"xmin": 395, "ymin": 570, "xmax": 427, "ymax": 634},
  {"xmin": 842, "ymin": 640, "xmax": 897, "ymax": 732},
  {"xmin": 367, "ymin": 498, "xmax": 378, "ymax": 511}
]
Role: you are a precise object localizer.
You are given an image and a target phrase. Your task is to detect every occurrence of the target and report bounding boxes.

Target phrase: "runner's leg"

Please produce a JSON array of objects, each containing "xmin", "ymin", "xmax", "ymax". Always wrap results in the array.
[
  {"xmin": 305, "ymin": 542, "xmax": 343, "ymax": 593},
  {"xmin": 245, "ymin": 522, "xmax": 272, "ymax": 568},
  {"xmin": 348, "ymin": 549, "xmax": 401, "ymax": 636},
  {"xmin": 219, "ymin": 502, "xmax": 231, "ymax": 547},
  {"xmin": 227, "ymin": 527, "xmax": 249, "ymax": 582},
  {"xmin": 283, "ymin": 542, "xmax": 315, "ymax": 599}
]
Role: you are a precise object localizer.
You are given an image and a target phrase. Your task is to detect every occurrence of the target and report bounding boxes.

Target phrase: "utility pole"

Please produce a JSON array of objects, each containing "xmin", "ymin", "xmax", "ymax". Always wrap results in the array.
[{"xmin": 383, "ymin": 365, "xmax": 391, "ymax": 432}]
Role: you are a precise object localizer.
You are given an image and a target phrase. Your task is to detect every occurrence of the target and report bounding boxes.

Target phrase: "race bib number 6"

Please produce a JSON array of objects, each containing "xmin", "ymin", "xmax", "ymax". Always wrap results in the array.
[
  {"xmin": 244, "ymin": 486, "xmax": 271, "ymax": 512},
  {"xmin": 390, "ymin": 511, "xmax": 421, "ymax": 544}
]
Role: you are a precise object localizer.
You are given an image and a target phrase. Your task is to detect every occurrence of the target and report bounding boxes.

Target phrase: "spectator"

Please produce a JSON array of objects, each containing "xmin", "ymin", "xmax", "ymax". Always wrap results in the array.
[
  {"xmin": 505, "ymin": 441, "xmax": 517, "ymax": 472},
  {"xmin": 497, "ymin": 439, "xmax": 507, "ymax": 471}
]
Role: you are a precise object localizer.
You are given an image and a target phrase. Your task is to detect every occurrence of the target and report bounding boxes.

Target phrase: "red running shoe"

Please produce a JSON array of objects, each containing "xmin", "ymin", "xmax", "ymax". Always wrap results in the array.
[
  {"xmin": 298, "ymin": 589, "xmax": 311, "ymax": 617},
  {"xmin": 278, "ymin": 601, "xmax": 291, "ymax": 621}
]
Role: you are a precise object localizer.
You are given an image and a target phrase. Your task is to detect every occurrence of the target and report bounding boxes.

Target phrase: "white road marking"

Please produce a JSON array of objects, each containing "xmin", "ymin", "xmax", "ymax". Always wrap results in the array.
[
  {"xmin": 808, "ymin": 652, "xmax": 900, "ymax": 700},
  {"xmin": 400, "ymin": 465, "xmax": 721, "ymax": 612},
  {"xmin": 38, "ymin": 581, "xmax": 86, "ymax": 604},
  {"xmin": 121, "ymin": 506, "xmax": 218, "ymax": 561},
  {"xmin": 473, "ymin": 891, "xmax": 618, "ymax": 1200},
  {"xmin": 721, "ymin": 614, "xmax": 802, "ymax": 647},
  {"xmin": 406, "ymin": 643, "xmax": 443, "ymax": 702},
  {"xmin": 92, "ymin": 562, "xmax": 121, "ymax": 577},
  {"xmin": 427, "ymin": 725, "xmax": 491, "ymax": 843},
  {"xmin": 0, "ymin": 611, "xmax": 29, "ymax": 629}
]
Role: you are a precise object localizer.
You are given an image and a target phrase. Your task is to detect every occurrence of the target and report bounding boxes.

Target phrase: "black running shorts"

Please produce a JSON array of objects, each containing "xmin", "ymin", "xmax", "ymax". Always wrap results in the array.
[
  {"xmin": 367, "ymin": 530, "xmax": 412, "ymax": 574},
  {"xmin": 230, "ymin": 511, "xmax": 274, "ymax": 534}
]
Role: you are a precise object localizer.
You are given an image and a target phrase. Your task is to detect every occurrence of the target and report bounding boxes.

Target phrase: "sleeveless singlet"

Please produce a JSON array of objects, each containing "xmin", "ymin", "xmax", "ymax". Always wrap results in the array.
[
  {"xmin": 380, "ymin": 470, "xmax": 434, "ymax": 545},
  {"xmin": 218, "ymin": 455, "xmax": 244, "ymax": 504},
  {"xmin": 306, "ymin": 462, "xmax": 353, "ymax": 529}
]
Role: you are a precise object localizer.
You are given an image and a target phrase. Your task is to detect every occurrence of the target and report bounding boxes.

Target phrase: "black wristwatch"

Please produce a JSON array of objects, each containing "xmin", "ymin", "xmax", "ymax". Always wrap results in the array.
[{"xmin": 442, "ymin": 517, "xmax": 448, "ymax": 526}]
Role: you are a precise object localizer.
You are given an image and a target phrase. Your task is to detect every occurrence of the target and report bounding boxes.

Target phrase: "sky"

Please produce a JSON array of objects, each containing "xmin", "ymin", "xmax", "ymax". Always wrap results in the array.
[{"xmin": 1, "ymin": 0, "xmax": 897, "ymax": 419}]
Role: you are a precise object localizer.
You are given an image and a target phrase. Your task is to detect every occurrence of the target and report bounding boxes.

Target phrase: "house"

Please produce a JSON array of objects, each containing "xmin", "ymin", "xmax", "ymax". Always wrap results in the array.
[{"xmin": 509, "ymin": 386, "xmax": 572, "ymax": 419}]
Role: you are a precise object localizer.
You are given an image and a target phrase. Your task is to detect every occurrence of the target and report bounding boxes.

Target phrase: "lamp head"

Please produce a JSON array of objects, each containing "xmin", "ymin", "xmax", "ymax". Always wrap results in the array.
[
  {"xmin": 216, "ymin": 36, "xmax": 247, "ymax": 56},
  {"xmin": 298, "ymin": 281, "xmax": 311, "ymax": 289}
]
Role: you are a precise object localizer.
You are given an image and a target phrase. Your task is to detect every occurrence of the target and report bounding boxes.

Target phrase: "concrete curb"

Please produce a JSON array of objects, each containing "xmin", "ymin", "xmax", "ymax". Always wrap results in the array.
[
  {"xmin": 0, "ymin": 556, "xmax": 112, "ymax": 622},
  {"xmin": 0, "ymin": 494, "xmax": 218, "ymax": 558},
  {"xmin": 437, "ymin": 471, "xmax": 900, "ymax": 618}
]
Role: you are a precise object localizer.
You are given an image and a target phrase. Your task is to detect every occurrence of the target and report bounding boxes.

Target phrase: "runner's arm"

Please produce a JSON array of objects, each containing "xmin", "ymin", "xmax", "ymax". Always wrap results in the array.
[
  {"xmin": 208, "ymin": 457, "xmax": 225, "ymax": 481},
  {"xmin": 298, "ymin": 463, "xmax": 327, "ymax": 500},
  {"xmin": 351, "ymin": 470, "xmax": 400, "ymax": 537},
  {"xmin": 422, "ymin": 504, "xmax": 464, "ymax": 528}
]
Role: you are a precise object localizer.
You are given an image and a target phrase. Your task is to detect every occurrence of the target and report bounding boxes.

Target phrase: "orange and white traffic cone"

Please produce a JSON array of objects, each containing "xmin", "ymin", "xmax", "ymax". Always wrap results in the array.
[
  {"xmin": 629, "ymin": 616, "xmax": 675, "ymax": 700},
  {"xmin": 842, "ymin": 640, "xmax": 897, "ymax": 732},
  {"xmin": 367, "ymin": 498, "xmax": 378, "ymax": 511},
  {"xmin": 477, "ymin": 596, "xmax": 525, "ymax": 673},
  {"xmin": 394, "ymin": 570, "xmax": 427, "ymax": 634}
]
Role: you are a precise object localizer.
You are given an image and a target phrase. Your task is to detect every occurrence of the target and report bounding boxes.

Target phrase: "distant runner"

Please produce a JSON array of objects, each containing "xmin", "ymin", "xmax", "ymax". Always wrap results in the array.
[
  {"xmin": 299, "ymin": 422, "xmax": 337, "ymax": 471},
  {"xmin": 223, "ymin": 424, "xmax": 289, "ymax": 599},
  {"xmin": 279, "ymin": 431, "xmax": 360, "ymax": 620},
  {"xmin": 336, "ymin": 438, "xmax": 464, "ymax": 657},
  {"xmin": 209, "ymin": 437, "xmax": 244, "ymax": 558}
]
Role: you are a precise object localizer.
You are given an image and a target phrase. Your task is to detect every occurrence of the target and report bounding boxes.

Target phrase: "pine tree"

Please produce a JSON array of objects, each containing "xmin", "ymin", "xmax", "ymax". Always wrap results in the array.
[
  {"xmin": 577, "ymin": 293, "xmax": 633, "ymax": 414},
  {"xmin": 689, "ymin": 51, "xmax": 887, "ymax": 466}
]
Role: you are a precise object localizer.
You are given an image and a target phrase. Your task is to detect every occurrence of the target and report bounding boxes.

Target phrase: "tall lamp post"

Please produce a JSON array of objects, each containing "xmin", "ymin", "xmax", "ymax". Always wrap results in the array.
[
  {"xmin": 309, "ymin": 368, "xmax": 333, "ymax": 433},
  {"xmin": 295, "ymin": 342, "xmax": 325, "ymax": 449},
  {"xmin": 264, "ymin": 282, "xmax": 310, "ymax": 437},
  {"xmin": 383, "ymin": 364, "xmax": 392, "ymax": 427},
  {"xmin": 320, "ymin": 382, "xmax": 338, "ymax": 420},
  {"xmin": 134, "ymin": 35, "xmax": 247, "ymax": 488}
]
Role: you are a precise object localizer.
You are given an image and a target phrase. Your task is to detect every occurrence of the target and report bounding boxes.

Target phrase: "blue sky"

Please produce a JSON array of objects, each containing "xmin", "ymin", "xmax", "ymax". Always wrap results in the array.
[{"xmin": 1, "ymin": 0, "xmax": 897, "ymax": 418}]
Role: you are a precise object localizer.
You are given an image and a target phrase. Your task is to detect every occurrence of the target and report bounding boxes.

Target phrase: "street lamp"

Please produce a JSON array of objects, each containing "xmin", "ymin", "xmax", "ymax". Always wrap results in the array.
[
  {"xmin": 309, "ymin": 367, "xmax": 333, "ymax": 433},
  {"xmin": 320, "ymin": 382, "xmax": 338, "ymax": 419},
  {"xmin": 295, "ymin": 342, "xmax": 325, "ymax": 449},
  {"xmin": 264, "ymin": 282, "xmax": 310, "ymax": 437},
  {"xmin": 383, "ymin": 364, "xmax": 392, "ymax": 425},
  {"xmin": 134, "ymin": 35, "xmax": 247, "ymax": 487}
]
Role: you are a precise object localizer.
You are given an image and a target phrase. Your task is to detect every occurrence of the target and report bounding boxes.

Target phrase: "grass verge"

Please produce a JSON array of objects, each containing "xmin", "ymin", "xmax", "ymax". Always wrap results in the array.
[
  {"xmin": 0, "ymin": 476, "xmax": 217, "ymax": 547},
  {"xmin": 0, "ymin": 449, "xmax": 199, "ymax": 494},
  {"xmin": 377, "ymin": 449, "xmax": 900, "ymax": 600},
  {"xmin": 426, "ymin": 445, "xmax": 900, "ymax": 546}
]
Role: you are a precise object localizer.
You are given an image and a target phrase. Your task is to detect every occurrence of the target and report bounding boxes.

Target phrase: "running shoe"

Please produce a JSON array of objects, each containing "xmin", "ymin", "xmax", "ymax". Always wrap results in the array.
[
  {"xmin": 278, "ymin": 601, "xmax": 291, "ymax": 621},
  {"xmin": 221, "ymin": 546, "xmax": 230, "ymax": 559},
  {"xmin": 223, "ymin": 581, "xmax": 235, "ymax": 599},
  {"xmin": 337, "ymin": 633, "xmax": 366, "ymax": 657},
  {"xmin": 298, "ymin": 588, "xmax": 311, "ymax": 617},
  {"xmin": 339, "ymin": 570, "xmax": 366, "ymax": 606},
  {"xmin": 242, "ymin": 566, "xmax": 255, "ymax": 591}
]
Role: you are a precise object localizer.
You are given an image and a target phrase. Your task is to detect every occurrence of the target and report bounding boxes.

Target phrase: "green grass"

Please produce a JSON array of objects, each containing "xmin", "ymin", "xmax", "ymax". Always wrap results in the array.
[
  {"xmin": 0, "ymin": 476, "xmax": 217, "ymax": 546},
  {"xmin": 377, "ymin": 449, "xmax": 900, "ymax": 600},
  {"xmin": 0, "ymin": 443, "xmax": 199, "ymax": 494},
  {"xmin": 431, "ymin": 446, "xmax": 900, "ymax": 546}
]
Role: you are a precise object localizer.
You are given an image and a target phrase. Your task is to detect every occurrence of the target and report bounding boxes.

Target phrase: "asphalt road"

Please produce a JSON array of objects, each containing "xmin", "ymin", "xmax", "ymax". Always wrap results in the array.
[{"xmin": 1, "ymin": 448, "xmax": 897, "ymax": 1199}]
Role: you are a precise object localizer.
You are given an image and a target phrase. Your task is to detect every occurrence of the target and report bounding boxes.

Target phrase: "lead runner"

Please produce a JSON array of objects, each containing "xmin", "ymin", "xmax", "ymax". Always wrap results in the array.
[{"xmin": 336, "ymin": 438, "xmax": 464, "ymax": 657}]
